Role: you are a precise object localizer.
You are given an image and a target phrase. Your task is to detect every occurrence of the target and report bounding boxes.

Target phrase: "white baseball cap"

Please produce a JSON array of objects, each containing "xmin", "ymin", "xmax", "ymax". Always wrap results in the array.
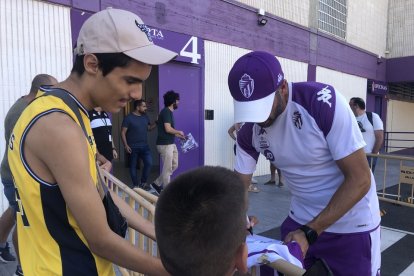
[{"xmin": 74, "ymin": 8, "xmax": 177, "ymax": 65}]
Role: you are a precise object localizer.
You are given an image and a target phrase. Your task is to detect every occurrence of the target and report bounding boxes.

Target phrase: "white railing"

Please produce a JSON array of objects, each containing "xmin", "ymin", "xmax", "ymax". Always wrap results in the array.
[
  {"xmin": 370, "ymin": 153, "xmax": 414, "ymax": 208},
  {"xmin": 100, "ymin": 169, "xmax": 158, "ymax": 276}
]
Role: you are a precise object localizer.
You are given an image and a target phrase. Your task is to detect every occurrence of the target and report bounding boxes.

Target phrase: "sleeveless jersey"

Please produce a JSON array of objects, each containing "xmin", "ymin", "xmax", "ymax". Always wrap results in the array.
[{"xmin": 8, "ymin": 87, "xmax": 114, "ymax": 275}]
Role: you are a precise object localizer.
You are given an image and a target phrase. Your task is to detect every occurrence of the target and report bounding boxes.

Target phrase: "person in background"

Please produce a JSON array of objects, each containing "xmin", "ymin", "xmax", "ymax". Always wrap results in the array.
[
  {"xmin": 264, "ymin": 163, "xmax": 284, "ymax": 187},
  {"xmin": 0, "ymin": 74, "xmax": 57, "ymax": 276},
  {"xmin": 8, "ymin": 8, "xmax": 176, "ymax": 275},
  {"xmin": 228, "ymin": 51, "xmax": 380, "ymax": 276},
  {"xmin": 349, "ymin": 97, "xmax": 384, "ymax": 172},
  {"xmin": 121, "ymin": 99, "xmax": 156, "ymax": 190},
  {"xmin": 155, "ymin": 166, "xmax": 249, "ymax": 276},
  {"xmin": 150, "ymin": 90, "xmax": 185, "ymax": 195},
  {"xmin": 89, "ymin": 107, "xmax": 118, "ymax": 162}
]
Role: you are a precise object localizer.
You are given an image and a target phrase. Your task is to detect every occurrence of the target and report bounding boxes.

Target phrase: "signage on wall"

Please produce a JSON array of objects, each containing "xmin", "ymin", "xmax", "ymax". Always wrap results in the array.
[
  {"xmin": 368, "ymin": 80, "xmax": 388, "ymax": 96},
  {"xmin": 148, "ymin": 27, "xmax": 203, "ymax": 65}
]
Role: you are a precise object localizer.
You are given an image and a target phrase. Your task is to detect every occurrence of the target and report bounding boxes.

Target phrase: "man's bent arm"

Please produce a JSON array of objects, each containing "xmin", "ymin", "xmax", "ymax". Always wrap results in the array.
[
  {"xmin": 307, "ymin": 148, "xmax": 371, "ymax": 233},
  {"xmin": 164, "ymin": 122, "xmax": 185, "ymax": 139},
  {"xmin": 26, "ymin": 113, "xmax": 168, "ymax": 275},
  {"xmin": 284, "ymin": 148, "xmax": 371, "ymax": 255}
]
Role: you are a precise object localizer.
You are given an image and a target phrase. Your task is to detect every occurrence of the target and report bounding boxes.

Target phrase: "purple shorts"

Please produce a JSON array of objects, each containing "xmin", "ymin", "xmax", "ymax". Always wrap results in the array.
[{"xmin": 281, "ymin": 216, "xmax": 381, "ymax": 276}]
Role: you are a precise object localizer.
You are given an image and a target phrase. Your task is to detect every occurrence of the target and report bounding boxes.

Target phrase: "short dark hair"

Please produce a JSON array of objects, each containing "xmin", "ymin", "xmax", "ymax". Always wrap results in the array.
[
  {"xmin": 71, "ymin": 53, "xmax": 133, "ymax": 77},
  {"xmin": 155, "ymin": 166, "xmax": 247, "ymax": 276},
  {"xmin": 163, "ymin": 90, "xmax": 180, "ymax": 107},
  {"xmin": 133, "ymin": 99, "xmax": 146, "ymax": 110},
  {"xmin": 350, "ymin": 97, "xmax": 366, "ymax": 110}
]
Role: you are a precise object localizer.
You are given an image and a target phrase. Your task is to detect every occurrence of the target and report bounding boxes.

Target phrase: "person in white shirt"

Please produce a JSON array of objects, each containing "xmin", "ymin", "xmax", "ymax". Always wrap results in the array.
[
  {"xmin": 227, "ymin": 51, "xmax": 381, "ymax": 276},
  {"xmin": 349, "ymin": 97, "xmax": 384, "ymax": 172}
]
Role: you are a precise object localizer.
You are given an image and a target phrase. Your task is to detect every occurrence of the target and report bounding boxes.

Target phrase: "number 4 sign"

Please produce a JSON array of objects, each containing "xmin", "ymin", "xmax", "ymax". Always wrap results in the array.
[{"xmin": 179, "ymin": 36, "xmax": 201, "ymax": 64}]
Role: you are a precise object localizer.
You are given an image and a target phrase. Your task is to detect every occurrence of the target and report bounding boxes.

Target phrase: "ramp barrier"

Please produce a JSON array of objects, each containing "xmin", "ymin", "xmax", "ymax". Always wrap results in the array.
[
  {"xmin": 100, "ymin": 169, "xmax": 158, "ymax": 276},
  {"xmin": 370, "ymin": 153, "xmax": 414, "ymax": 207}
]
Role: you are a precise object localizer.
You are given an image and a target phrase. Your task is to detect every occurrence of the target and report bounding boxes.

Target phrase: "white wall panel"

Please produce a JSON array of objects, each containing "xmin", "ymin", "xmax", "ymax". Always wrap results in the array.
[
  {"xmin": 204, "ymin": 41, "xmax": 307, "ymax": 177},
  {"xmin": 237, "ymin": 0, "xmax": 309, "ymax": 27},
  {"xmin": 316, "ymin": 66, "xmax": 367, "ymax": 102},
  {"xmin": 347, "ymin": 0, "xmax": 388, "ymax": 56},
  {"xmin": 0, "ymin": 0, "xmax": 72, "ymax": 213},
  {"xmin": 387, "ymin": 0, "xmax": 414, "ymax": 58},
  {"xmin": 386, "ymin": 99, "xmax": 414, "ymax": 152}
]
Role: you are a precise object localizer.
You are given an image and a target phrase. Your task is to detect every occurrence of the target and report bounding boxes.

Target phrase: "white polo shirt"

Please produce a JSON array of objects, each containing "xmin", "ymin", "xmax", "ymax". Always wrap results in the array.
[
  {"xmin": 235, "ymin": 82, "xmax": 380, "ymax": 234},
  {"xmin": 356, "ymin": 112, "xmax": 384, "ymax": 153}
]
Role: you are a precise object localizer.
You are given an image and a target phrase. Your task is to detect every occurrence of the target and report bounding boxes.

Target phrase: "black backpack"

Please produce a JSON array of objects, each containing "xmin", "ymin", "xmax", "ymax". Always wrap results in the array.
[{"xmin": 366, "ymin": 111, "xmax": 373, "ymax": 127}]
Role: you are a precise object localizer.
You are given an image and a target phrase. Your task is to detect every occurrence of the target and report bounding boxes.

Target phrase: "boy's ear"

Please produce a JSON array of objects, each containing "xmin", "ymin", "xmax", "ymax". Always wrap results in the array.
[
  {"xmin": 83, "ymin": 54, "xmax": 100, "ymax": 74},
  {"xmin": 234, "ymin": 242, "xmax": 248, "ymax": 273}
]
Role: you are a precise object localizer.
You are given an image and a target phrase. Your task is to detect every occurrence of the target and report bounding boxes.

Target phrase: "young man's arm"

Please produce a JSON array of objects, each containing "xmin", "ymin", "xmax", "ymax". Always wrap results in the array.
[
  {"xmin": 284, "ymin": 148, "xmax": 371, "ymax": 256},
  {"xmin": 110, "ymin": 191, "xmax": 156, "ymax": 240},
  {"xmin": 26, "ymin": 113, "xmax": 168, "ymax": 275},
  {"xmin": 120, "ymin": 127, "xmax": 132, "ymax": 153},
  {"xmin": 96, "ymin": 152, "xmax": 112, "ymax": 172}
]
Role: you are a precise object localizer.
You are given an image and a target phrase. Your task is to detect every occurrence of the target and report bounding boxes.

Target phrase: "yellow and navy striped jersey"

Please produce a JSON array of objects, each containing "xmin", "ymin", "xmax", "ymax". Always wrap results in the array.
[{"xmin": 8, "ymin": 87, "xmax": 114, "ymax": 275}]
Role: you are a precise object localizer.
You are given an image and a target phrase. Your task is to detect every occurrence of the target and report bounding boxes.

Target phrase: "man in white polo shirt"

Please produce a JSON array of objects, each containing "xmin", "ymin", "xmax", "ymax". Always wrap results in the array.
[
  {"xmin": 349, "ymin": 97, "xmax": 384, "ymax": 172},
  {"xmin": 228, "ymin": 51, "xmax": 381, "ymax": 276}
]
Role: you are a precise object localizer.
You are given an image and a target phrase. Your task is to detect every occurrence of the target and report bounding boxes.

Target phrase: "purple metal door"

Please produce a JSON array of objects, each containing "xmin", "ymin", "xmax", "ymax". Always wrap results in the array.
[{"xmin": 158, "ymin": 62, "xmax": 204, "ymax": 178}]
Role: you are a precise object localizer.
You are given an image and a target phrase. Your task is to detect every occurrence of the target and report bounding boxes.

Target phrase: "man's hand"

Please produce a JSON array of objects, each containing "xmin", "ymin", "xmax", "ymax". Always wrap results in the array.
[
  {"xmin": 175, "ymin": 131, "xmax": 185, "ymax": 139},
  {"xmin": 112, "ymin": 148, "xmax": 118, "ymax": 159},
  {"xmin": 125, "ymin": 145, "xmax": 132, "ymax": 154},
  {"xmin": 284, "ymin": 229, "xmax": 309, "ymax": 257}
]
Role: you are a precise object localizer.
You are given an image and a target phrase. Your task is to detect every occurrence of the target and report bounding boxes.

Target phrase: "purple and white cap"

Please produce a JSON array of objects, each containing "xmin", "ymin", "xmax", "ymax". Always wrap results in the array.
[{"xmin": 228, "ymin": 51, "xmax": 284, "ymax": 123}]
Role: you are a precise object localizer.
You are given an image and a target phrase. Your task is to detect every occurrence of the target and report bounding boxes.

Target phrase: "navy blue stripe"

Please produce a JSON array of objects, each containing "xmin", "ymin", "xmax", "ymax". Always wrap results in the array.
[{"xmin": 40, "ymin": 184, "xmax": 98, "ymax": 275}]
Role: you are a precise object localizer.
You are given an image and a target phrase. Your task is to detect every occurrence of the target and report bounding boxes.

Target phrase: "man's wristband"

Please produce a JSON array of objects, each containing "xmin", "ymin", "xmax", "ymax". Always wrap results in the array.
[{"xmin": 299, "ymin": 225, "xmax": 318, "ymax": 245}]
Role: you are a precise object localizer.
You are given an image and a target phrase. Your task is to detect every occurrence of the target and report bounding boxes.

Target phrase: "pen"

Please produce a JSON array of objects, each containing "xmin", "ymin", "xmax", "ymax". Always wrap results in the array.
[{"xmin": 246, "ymin": 215, "xmax": 254, "ymax": 236}]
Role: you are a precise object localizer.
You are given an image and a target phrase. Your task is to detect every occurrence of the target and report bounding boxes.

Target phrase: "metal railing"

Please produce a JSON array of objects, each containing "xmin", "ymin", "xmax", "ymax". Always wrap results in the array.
[
  {"xmin": 384, "ymin": 131, "xmax": 414, "ymax": 153},
  {"xmin": 369, "ymin": 153, "xmax": 414, "ymax": 207},
  {"xmin": 100, "ymin": 169, "xmax": 158, "ymax": 276}
]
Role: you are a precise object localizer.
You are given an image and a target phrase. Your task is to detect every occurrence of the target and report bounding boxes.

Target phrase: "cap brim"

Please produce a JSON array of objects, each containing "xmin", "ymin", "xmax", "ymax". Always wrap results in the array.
[
  {"xmin": 233, "ymin": 92, "xmax": 276, "ymax": 123},
  {"xmin": 124, "ymin": 44, "xmax": 177, "ymax": 65}
]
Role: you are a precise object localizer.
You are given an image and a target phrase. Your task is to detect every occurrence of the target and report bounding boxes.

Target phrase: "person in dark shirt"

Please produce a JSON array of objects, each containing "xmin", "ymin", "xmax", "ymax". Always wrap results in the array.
[
  {"xmin": 121, "ymin": 100, "xmax": 156, "ymax": 189},
  {"xmin": 89, "ymin": 107, "xmax": 118, "ymax": 162},
  {"xmin": 150, "ymin": 91, "xmax": 185, "ymax": 195}
]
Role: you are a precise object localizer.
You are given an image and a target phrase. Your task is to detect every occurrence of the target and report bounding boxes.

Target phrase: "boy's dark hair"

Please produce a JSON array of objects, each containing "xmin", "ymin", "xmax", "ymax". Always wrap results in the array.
[
  {"xmin": 163, "ymin": 90, "xmax": 180, "ymax": 107},
  {"xmin": 134, "ymin": 99, "xmax": 145, "ymax": 110},
  {"xmin": 155, "ymin": 166, "xmax": 247, "ymax": 276},
  {"xmin": 71, "ymin": 53, "xmax": 133, "ymax": 76},
  {"xmin": 350, "ymin": 97, "xmax": 366, "ymax": 110}
]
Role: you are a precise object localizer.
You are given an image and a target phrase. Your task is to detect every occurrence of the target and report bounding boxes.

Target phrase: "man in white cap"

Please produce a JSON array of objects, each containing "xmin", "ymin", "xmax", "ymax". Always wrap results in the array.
[
  {"xmin": 8, "ymin": 8, "xmax": 176, "ymax": 275},
  {"xmin": 228, "ymin": 51, "xmax": 381, "ymax": 276}
]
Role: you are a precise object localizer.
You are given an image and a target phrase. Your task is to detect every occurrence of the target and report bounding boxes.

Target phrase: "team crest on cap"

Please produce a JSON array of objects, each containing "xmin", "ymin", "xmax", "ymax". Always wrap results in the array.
[
  {"xmin": 239, "ymin": 74, "xmax": 254, "ymax": 98},
  {"xmin": 135, "ymin": 20, "xmax": 153, "ymax": 42}
]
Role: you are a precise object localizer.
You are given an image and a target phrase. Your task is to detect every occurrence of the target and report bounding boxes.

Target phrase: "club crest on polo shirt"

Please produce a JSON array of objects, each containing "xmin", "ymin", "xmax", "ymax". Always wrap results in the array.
[
  {"xmin": 135, "ymin": 20, "xmax": 153, "ymax": 42},
  {"xmin": 259, "ymin": 137, "xmax": 270, "ymax": 149},
  {"xmin": 239, "ymin": 74, "xmax": 254, "ymax": 98},
  {"xmin": 263, "ymin": 149, "xmax": 275, "ymax": 161}
]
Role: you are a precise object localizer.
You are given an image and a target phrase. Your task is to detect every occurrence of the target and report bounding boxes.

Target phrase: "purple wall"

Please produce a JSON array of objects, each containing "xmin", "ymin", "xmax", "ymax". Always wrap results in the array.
[
  {"xmin": 387, "ymin": 56, "xmax": 414, "ymax": 83},
  {"xmin": 54, "ymin": 0, "xmax": 414, "ymax": 84}
]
